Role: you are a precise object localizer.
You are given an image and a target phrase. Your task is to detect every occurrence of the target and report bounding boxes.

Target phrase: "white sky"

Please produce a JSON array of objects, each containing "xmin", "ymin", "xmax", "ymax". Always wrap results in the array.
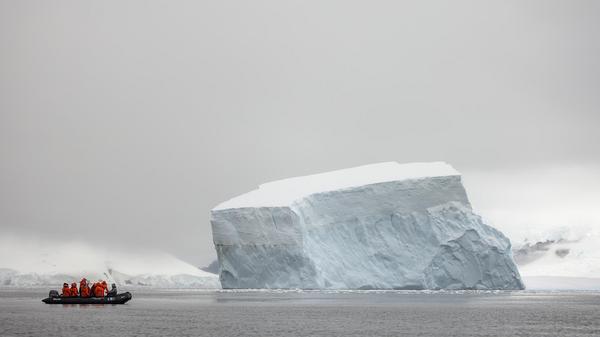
[{"xmin": 1, "ymin": 0, "xmax": 599, "ymax": 265}]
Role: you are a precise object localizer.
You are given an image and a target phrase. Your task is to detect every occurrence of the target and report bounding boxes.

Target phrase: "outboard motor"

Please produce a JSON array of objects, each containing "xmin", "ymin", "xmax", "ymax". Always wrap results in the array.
[{"xmin": 48, "ymin": 290, "xmax": 59, "ymax": 298}]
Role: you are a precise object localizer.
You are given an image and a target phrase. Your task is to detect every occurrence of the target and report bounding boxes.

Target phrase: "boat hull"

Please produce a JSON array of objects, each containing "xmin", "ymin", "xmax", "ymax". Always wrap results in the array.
[{"xmin": 42, "ymin": 292, "xmax": 132, "ymax": 304}]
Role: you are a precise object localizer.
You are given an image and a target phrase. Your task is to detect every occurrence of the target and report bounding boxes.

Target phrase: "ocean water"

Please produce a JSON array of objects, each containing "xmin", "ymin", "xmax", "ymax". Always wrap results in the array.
[{"xmin": 1, "ymin": 289, "xmax": 599, "ymax": 337}]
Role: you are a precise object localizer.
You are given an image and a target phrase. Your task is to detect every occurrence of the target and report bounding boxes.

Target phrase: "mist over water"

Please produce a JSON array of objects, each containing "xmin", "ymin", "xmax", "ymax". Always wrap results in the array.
[{"xmin": 0, "ymin": 235, "xmax": 219, "ymax": 288}]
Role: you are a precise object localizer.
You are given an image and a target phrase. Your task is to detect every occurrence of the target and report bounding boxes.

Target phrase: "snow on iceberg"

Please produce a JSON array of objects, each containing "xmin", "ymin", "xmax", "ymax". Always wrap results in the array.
[
  {"xmin": 211, "ymin": 162, "xmax": 524, "ymax": 290},
  {"xmin": 0, "ymin": 236, "xmax": 220, "ymax": 288}
]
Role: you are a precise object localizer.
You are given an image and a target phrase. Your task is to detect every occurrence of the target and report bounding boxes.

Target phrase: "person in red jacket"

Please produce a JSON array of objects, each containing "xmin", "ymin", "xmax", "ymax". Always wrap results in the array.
[
  {"xmin": 79, "ymin": 278, "xmax": 90, "ymax": 298},
  {"xmin": 90, "ymin": 282, "xmax": 97, "ymax": 297},
  {"xmin": 61, "ymin": 283, "xmax": 71, "ymax": 297},
  {"xmin": 80, "ymin": 284, "xmax": 90, "ymax": 297},
  {"xmin": 93, "ymin": 282, "xmax": 105, "ymax": 297},
  {"xmin": 69, "ymin": 282, "xmax": 78, "ymax": 297}
]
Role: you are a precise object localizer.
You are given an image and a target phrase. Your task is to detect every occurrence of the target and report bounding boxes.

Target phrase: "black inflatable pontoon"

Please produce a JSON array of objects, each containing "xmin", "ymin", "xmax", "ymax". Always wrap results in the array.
[{"xmin": 42, "ymin": 292, "xmax": 132, "ymax": 304}]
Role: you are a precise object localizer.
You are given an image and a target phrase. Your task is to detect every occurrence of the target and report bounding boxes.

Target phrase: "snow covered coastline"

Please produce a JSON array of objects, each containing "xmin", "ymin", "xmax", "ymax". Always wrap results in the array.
[
  {"xmin": 512, "ymin": 227, "xmax": 600, "ymax": 290},
  {"xmin": 0, "ymin": 236, "xmax": 220, "ymax": 288},
  {"xmin": 211, "ymin": 162, "xmax": 524, "ymax": 290}
]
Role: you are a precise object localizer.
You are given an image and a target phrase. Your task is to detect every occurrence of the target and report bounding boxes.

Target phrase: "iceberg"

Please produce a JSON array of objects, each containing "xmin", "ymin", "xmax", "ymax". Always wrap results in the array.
[{"xmin": 211, "ymin": 162, "xmax": 524, "ymax": 290}]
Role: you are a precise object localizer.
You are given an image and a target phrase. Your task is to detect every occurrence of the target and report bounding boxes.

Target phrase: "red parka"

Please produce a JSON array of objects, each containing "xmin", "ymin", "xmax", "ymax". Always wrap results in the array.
[
  {"xmin": 70, "ymin": 283, "xmax": 78, "ymax": 297},
  {"xmin": 79, "ymin": 278, "xmax": 90, "ymax": 297},
  {"xmin": 61, "ymin": 283, "xmax": 71, "ymax": 297},
  {"xmin": 93, "ymin": 283, "xmax": 105, "ymax": 297}
]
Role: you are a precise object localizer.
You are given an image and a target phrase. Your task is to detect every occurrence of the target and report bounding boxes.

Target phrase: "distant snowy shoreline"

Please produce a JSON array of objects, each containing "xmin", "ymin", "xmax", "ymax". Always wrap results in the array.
[{"xmin": 0, "ymin": 235, "xmax": 220, "ymax": 289}]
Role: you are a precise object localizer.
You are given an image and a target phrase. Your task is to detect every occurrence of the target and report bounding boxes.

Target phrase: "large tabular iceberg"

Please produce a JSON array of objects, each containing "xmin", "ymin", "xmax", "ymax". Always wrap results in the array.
[{"xmin": 211, "ymin": 162, "xmax": 524, "ymax": 290}]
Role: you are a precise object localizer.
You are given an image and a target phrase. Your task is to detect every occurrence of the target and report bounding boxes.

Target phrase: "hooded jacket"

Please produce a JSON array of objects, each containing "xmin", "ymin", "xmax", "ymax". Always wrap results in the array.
[
  {"xmin": 70, "ymin": 283, "xmax": 78, "ymax": 297},
  {"xmin": 62, "ymin": 284, "xmax": 71, "ymax": 297}
]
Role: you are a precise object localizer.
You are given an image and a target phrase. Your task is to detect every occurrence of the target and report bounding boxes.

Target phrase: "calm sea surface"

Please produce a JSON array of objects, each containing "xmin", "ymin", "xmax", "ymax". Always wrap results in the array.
[{"xmin": 1, "ymin": 289, "xmax": 599, "ymax": 337}]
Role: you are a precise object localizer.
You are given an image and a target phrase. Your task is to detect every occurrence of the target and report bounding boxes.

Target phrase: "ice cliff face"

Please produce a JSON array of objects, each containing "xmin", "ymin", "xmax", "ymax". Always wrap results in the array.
[{"xmin": 211, "ymin": 162, "xmax": 524, "ymax": 290}]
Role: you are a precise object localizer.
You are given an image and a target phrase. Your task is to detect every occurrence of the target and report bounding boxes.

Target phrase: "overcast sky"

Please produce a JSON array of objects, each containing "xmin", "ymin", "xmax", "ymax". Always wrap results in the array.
[{"xmin": 1, "ymin": 0, "xmax": 599, "ymax": 265}]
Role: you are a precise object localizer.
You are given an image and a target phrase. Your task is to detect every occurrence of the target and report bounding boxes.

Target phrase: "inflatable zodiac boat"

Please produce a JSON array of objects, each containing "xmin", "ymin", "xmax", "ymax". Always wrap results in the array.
[{"xmin": 42, "ymin": 291, "xmax": 132, "ymax": 304}]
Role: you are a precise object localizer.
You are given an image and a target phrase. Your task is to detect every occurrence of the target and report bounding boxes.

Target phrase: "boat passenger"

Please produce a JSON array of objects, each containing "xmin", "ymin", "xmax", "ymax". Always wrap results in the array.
[
  {"xmin": 70, "ymin": 282, "xmax": 78, "ymax": 297},
  {"xmin": 107, "ymin": 283, "xmax": 117, "ymax": 297},
  {"xmin": 62, "ymin": 283, "xmax": 71, "ymax": 297},
  {"xmin": 101, "ymin": 281, "xmax": 108, "ymax": 295},
  {"xmin": 80, "ymin": 279, "xmax": 90, "ymax": 298},
  {"xmin": 80, "ymin": 284, "xmax": 90, "ymax": 297},
  {"xmin": 94, "ymin": 282, "xmax": 105, "ymax": 297}
]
